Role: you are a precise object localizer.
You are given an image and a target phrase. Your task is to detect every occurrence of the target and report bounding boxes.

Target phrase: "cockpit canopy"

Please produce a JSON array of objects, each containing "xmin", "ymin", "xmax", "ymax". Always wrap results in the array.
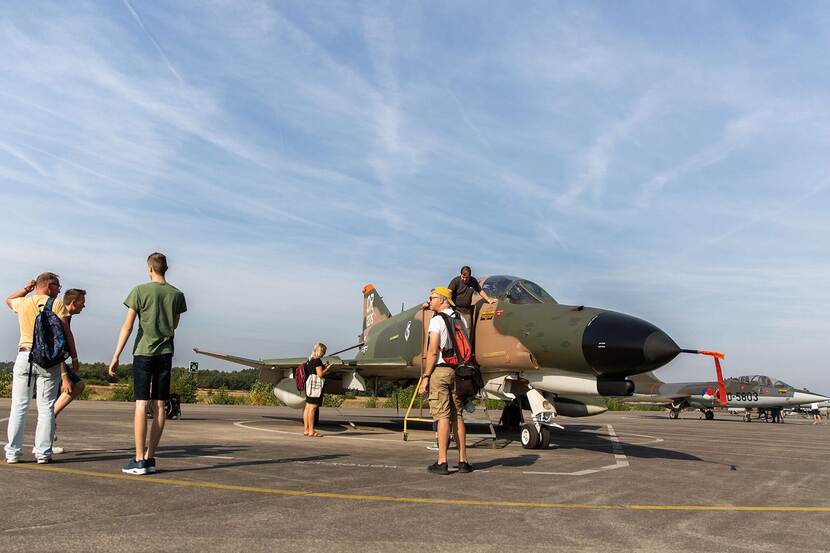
[
  {"xmin": 480, "ymin": 275, "xmax": 558, "ymax": 305},
  {"xmin": 727, "ymin": 375, "xmax": 791, "ymax": 388}
]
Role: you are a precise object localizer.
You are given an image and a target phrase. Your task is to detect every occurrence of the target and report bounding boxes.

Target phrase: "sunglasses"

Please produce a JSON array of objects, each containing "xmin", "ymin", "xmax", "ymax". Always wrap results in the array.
[{"xmin": 428, "ymin": 295, "xmax": 442, "ymax": 301}]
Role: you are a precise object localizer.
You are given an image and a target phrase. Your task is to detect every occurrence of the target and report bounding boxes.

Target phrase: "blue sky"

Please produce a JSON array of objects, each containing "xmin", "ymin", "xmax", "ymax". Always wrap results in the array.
[{"xmin": 1, "ymin": 1, "xmax": 829, "ymax": 392}]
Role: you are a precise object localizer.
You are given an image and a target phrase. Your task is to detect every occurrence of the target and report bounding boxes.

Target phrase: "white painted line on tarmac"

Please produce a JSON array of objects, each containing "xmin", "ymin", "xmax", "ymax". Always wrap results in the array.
[
  {"xmin": 0, "ymin": 417, "xmax": 8, "ymax": 423},
  {"xmin": 523, "ymin": 424, "xmax": 629, "ymax": 476},
  {"xmin": 199, "ymin": 455, "xmax": 235, "ymax": 460},
  {"xmin": 233, "ymin": 420, "xmax": 410, "ymax": 445}
]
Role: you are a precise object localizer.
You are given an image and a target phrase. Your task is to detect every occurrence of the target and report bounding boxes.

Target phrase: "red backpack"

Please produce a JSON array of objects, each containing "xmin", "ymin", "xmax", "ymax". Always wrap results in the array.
[
  {"xmin": 294, "ymin": 362, "xmax": 308, "ymax": 391},
  {"xmin": 437, "ymin": 312, "xmax": 473, "ymax": 367}
]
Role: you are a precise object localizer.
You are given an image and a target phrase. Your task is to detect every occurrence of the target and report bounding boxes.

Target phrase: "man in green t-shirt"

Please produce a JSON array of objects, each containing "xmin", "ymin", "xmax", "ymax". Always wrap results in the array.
[{"xmin": 108, "ymin": 252, "xmax": 187, "ymax": 475}]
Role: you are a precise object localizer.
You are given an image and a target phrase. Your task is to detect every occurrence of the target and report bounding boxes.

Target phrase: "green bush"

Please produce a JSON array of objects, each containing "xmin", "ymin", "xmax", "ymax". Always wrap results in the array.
[
  {"xmin": 107, "ymin": 379, "xmax": 134, "ymax": 401},
  {"xmin": 383, "ymin": 385, "xmax": 417, "ymax": 408},
  {"xmin": 0, "ymin": 370, "xmax": 11, "ymax": 398},
  {"xmin": 365, "ymin": 394, "xmax": 378, "ymax": 408},
  {"xmin": 208, "ymin": 387, "xmax": 244, "ymax": 405},
  {"xmin": 484, "ymin": 399, "xmax": 505, "ymax": 410},
  {"xmin": 77, "ymin": 385, "xmax": 92, "ymax": 401},
  {"xmin": 171, "ymin": 370, "xmax": 198, "ymax": 403},
  {"xmin": 323, "ymin": 394, "xmax": 345, "ymax": 408},
  {"xmin": 249, "ymin": 380, "xmax": 283, "ymax": 406}
]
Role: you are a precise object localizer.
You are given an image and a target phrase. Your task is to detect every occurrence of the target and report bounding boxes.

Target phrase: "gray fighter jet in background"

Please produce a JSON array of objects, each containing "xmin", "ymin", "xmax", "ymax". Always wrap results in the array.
[{"xmin": 627, "ymin": 372, "xmax": 829, "ymax": 421}]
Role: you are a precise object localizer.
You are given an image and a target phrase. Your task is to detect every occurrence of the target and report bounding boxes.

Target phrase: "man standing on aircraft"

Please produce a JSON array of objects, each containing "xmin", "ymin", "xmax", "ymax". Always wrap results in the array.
[
  {"xmin": 418, "ymin": 287, "xmax": 473, "ymax": 475},
  {"xmin": 448, "ymin": 266, "xmax": 496, "ymax": 329},
  {"xmin": 108, "ymin": 253, "xmax": 187, "ymax": 475},
  {"xmin": 5, "ymin": 273, "xmax": 79, "ymax": 464}
]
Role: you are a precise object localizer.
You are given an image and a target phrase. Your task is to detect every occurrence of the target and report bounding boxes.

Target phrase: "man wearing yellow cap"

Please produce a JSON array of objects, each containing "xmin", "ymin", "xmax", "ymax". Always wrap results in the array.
[{"xmin": 418, "ymin": 287, "xmax": 473, "ymax": 475}]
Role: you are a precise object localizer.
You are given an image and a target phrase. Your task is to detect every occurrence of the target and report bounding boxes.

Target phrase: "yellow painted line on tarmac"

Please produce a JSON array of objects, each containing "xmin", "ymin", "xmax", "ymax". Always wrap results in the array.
[{"xmin": 2, "ymin": 463, "xmax": 830, "ymax": 512}]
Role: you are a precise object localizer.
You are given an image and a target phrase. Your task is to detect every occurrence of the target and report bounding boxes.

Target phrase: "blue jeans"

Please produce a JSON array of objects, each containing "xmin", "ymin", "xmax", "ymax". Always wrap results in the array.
[{"xmin": 4, "ymin": 351, "xmax": 60, "ymax": 461}]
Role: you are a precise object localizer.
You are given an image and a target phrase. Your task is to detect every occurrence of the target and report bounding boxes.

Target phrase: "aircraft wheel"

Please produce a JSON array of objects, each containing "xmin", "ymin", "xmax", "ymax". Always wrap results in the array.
[
  {"xmin": 744, "ymin": 413, "xmax": 752, "ymax": 422},
  {"xmin": 704, "ymin": 410, "xmax": 714, "ymax": 421},
  {"xmin": 539, "ymin": 426, "xmax": 552, "ymax": 449},
  {"xmin": 520, "ymin": 423, "xmax": 540, "ymax": 449},
  {"xmin": 669, "ymin": 409, "xmax": 679, "ymax": 419}
]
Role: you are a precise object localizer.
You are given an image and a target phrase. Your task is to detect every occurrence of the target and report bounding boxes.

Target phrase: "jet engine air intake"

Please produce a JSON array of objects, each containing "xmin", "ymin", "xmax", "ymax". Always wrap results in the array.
[
  {"xmin": 582, "ymin": 311, "xmax": 681, "ymax": 376},
  {"xmin": 596, "ymin": 378, "xmax": 635, "ymax": 396}
]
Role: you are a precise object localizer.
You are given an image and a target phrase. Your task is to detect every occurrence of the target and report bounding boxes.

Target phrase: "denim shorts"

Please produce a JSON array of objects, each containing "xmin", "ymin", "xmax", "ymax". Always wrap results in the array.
[{"xmin": 133, "ymin": 354, "xmax": 173, "ymax": 401}]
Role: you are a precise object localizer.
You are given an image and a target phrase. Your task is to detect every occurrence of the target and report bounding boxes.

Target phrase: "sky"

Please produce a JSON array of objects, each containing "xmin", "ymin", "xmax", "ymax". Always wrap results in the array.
[{"xmin": 1, "ymin": 1, "xmax": 829, "ymax": 392}]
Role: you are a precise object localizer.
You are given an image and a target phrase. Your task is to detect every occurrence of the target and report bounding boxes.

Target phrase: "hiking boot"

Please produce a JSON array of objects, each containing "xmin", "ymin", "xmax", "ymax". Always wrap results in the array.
[
  {"xmin": 36, "ymin": 457, "xmax": 52, "ymax": 464},
  {"xmin": 457, "ymin": 461, "xmax": 474, "ymax": 473},
  {"xmin": 427, "ymin": 462, "xmax": 449, "ymax": 475},
  {"xmin": 145, "ymin": 457, "xmax": 157, "ymax": 474},
  {"xmin": 122, "ymin": 458, "xmax": 148, "ymax": 475}
]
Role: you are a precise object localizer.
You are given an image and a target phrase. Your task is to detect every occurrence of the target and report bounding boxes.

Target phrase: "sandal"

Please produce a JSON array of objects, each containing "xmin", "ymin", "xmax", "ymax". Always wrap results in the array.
[{"xmin": 311, "ymin": 432, "xmax": 323, "ymax": 437}]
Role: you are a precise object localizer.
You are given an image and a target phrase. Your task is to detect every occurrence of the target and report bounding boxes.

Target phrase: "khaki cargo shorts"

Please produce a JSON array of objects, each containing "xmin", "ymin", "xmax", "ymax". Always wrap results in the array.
[{"xmin": 428, "ymin": 366, "xmax": 464, "ymax": 421}]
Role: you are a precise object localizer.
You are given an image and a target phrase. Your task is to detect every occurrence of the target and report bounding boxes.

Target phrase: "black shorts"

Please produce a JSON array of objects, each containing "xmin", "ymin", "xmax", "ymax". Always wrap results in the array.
[
  {"xmin": 133, "ymin": 354, "xmax": 173, "ymax": 401},
  {"xmin": 306, "ymin": 394, "xmax": 324, "ymax": 406}
]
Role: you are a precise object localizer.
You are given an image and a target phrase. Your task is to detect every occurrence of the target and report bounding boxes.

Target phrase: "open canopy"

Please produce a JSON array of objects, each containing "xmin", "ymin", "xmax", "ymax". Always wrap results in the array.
[{"xmin": 481, "ymin": 275, "xmax": 558, "ymax": 305}]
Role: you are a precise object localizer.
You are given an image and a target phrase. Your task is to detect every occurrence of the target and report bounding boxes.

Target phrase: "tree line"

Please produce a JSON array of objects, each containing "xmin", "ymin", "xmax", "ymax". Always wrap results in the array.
[{"xmin": 0, "ymin": 361, "xmax": 258, "ymax": 390}]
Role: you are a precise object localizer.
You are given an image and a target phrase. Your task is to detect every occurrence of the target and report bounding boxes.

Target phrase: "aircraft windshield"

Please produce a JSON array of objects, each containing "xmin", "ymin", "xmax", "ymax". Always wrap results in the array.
[
  {"xmin": 730, "ymin": 375, "xmax": 786, "ymax": 387},
  {"xmin": 481, "ymin": 275, "xmax": 557, "ymax": 304},
  {"xmin": 773, "ymin": 379, "xmax": 791, "ymax": 388}
]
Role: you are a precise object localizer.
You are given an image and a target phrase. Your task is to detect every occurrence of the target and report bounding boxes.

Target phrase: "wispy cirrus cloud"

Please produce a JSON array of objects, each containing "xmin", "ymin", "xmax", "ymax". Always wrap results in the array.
[{"xmin": 2, "ymin": 1, "xmax": 830, "ymax": 392}]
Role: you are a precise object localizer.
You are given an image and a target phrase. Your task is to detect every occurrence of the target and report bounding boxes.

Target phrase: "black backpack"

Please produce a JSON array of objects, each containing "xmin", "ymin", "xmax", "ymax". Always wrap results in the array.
[{"xmin": 29, "ymin": 297, "xmax": 68, "ymax": 384}]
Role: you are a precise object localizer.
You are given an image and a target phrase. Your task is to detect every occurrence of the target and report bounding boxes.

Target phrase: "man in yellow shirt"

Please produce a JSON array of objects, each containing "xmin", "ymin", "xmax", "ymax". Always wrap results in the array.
[{"xmin": 4, "ymin": 272, "xmax": 79, "ymax": 464}]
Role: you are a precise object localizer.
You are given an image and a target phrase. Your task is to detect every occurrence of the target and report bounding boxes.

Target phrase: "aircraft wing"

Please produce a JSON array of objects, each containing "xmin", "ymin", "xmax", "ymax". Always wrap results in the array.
[
  {"xmin": 193, "ymin": 348, "xmax": 274, "ymax": 370},
  {"xmin": 194, "ymin": 348, "xmax": 409, "ymax": 372}
]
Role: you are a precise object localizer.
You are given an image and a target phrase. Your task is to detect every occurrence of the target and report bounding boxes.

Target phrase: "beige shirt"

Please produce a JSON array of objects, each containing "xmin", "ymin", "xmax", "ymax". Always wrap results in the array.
[{"xmin": 10, "ymin": 295, "xmax": 69, "ymax": 349}]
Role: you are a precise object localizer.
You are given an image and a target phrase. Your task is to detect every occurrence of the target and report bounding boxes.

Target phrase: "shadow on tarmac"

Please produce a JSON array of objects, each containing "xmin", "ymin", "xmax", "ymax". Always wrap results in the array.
[{"xmin": 160, "ymin": 453, "xmax": 349, "ymax": 474}]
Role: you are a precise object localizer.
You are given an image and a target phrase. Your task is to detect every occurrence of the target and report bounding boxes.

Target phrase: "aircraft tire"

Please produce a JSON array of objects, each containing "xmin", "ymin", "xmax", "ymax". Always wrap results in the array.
[
  {"xmin": 520, "ymin": 423, "xmax": 540, "ymax": 449},
  {"xmin": 539, "ymin": 426, "xmax": 551, "ymax": 449},
  {"xmin": 669, "ymin": 409, "xmax": 679, "ymax": 419},
  {"xmin": 704, "ymin": 410, "xmax": 714, "ymax": 421}
]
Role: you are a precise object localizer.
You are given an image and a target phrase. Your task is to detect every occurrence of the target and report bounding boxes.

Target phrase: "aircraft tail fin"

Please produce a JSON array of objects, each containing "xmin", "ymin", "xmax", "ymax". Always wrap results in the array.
[{"xmin": 362, "ymin": 284, "xmax": 391, "ymax": 339}]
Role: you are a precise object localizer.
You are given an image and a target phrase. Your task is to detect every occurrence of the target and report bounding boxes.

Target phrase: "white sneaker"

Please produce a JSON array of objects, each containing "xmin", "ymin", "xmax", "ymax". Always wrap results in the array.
[
  {"xmin": 52, "ymin": 446, "xmax": 64, "ymax": 455},
  {"xmin": 5, "ymin": 458, "xmax": 19, "ymax": 464}
]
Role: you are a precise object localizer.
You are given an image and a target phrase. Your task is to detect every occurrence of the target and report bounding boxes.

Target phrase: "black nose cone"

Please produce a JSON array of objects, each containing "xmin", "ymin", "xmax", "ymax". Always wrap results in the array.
[{"xmin": 582, "ymin": 311, "xmax": 680, "ymax": 377}]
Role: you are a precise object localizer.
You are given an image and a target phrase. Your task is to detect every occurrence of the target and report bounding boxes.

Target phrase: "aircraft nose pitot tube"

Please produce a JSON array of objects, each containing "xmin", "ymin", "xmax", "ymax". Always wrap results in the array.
[{"xmin": 581, "ymin": 311, "xmax": 680, "ymax": 377}]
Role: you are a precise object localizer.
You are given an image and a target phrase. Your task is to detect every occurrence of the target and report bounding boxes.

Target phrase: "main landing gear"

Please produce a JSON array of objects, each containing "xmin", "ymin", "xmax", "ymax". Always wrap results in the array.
[{"xmin": 703, "ymin": 409, "xmax": 715, "ymax": 420}]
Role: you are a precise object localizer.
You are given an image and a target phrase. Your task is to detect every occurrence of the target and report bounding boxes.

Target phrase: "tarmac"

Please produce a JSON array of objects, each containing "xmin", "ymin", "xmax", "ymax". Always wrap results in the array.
[{"xmin": 1, "ymin": 399, "xmax": 829, "ymax": 552}]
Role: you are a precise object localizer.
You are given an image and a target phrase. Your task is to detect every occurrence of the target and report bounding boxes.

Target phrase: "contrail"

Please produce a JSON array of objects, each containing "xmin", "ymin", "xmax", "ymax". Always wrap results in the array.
[{"xmin": 121, "ymin": 0, "xmax": 184, "ymax": 85}]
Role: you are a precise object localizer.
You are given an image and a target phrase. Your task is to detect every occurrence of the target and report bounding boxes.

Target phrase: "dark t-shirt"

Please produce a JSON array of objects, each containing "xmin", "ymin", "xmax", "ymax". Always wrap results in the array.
[
  {"xmin": 448, "ymin": 276, "xmax": 482, "ymax": 313},
  {"xmin": 307, "ymin": 358, "xmax": 324, "ymax": 378}
]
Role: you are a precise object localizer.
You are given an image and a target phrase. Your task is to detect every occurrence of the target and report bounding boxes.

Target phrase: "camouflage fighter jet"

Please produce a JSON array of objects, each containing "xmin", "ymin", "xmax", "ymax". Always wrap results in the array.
[
  {"xmin": 627, "ymin": 372, "xmax": 829, "ymax": 421},
  {"xmin": 195, "ymin": 275, "xmax": 723, "ymax": 449}
]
